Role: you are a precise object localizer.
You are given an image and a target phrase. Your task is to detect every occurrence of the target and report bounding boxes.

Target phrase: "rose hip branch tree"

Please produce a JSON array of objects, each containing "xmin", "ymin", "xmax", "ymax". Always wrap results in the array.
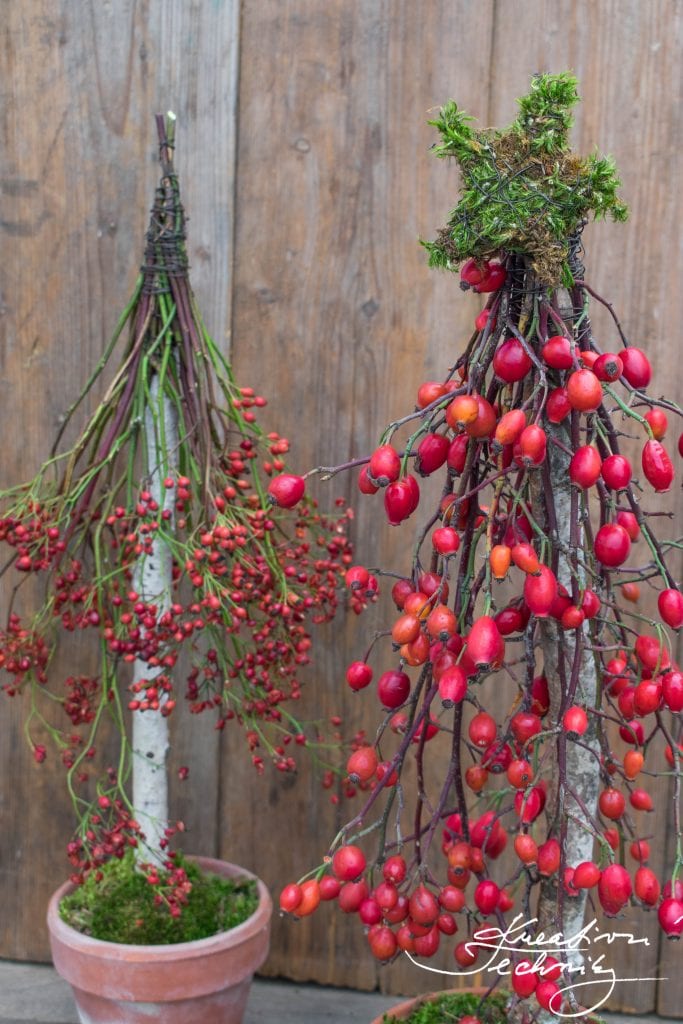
[
  {"xmin": 280, "ymin": 73, "xmax": 683, "ymax": 1015},
  {"xmin": 0, "ymin": 113, "xmax": 352, "ymax": 900}
]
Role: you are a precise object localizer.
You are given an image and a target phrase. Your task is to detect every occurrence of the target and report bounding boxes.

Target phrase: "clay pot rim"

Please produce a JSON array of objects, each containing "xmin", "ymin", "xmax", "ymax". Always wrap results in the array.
[
  {"xmin": 369, "ymin": 986, "xmax": 603, "ymax": 1024},
  {"xmin": 47, "ymin": 855, "xmax": 272, "ymax": 961},
  {"xmin": 369, "ymin": 986, "xmax": 490, "ymax": 1024}
]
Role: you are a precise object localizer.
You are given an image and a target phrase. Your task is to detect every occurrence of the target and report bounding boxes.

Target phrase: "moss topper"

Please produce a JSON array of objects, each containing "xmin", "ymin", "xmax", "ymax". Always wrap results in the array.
[{"xmin": 423, "ymin": 72, "xmax": 628, "ymax": 285}]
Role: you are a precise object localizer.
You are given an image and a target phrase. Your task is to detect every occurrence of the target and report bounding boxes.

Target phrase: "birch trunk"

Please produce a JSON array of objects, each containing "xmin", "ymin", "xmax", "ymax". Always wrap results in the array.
[
  {"xmin": 536, "ymin": 286, "xmax": 601, "ymax": 988},
  {"xmin": 131, "ymin": 374, "xmax": 178, "ymax": 863},
  {"xmin": 536, "ymin": 425, "xmax": 601, "ymax": 946}
]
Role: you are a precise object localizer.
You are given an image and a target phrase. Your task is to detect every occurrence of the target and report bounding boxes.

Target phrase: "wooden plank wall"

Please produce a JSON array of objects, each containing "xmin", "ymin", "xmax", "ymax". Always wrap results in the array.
[
  {"xmin": 1, "ymin": 0, "xmax": 681, "ymax": 1016},
  {"xmin": 0, "ymin": 0, "xmax": 239, "ymax": 961}
]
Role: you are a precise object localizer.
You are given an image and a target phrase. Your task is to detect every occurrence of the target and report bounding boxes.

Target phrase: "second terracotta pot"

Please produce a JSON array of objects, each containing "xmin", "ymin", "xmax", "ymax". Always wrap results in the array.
[
  {"xmin": 369, "ymin": 987, "xmax": 490, "ymax": 1024},
  {"xmin": 370, "ymin": 986, "xmax": 603, "ymax": 1023},
  {"xmin": 47, "ymin": 855, "xmax": 272, "ymax": 1024}
]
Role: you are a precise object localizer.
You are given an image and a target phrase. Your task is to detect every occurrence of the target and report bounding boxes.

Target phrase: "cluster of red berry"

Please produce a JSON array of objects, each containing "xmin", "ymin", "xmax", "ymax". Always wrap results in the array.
[
  {"xmin": 279, "ymin": 249, "xmax": 682, "ymax": 1014},
  {"xmin": 0, "ymin": 378, "xmax": 353, "ymax": 876},
  {"xmin": 64, "ymin": 769, "xmax": 191, "ymax": 903}
]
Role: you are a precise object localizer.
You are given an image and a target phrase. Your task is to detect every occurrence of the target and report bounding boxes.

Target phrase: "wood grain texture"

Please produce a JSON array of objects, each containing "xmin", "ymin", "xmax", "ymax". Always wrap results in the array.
[
  {"xmin": 0, "ymin": 0, "xmax": 681, "ymax": 1014},
  {"xmin": 0, "ymin": 0, "xmax": 239, "ymax": 960},
  {"xmin": 229, "ymin": 0, "xmax": 497, "ymax": 992}
]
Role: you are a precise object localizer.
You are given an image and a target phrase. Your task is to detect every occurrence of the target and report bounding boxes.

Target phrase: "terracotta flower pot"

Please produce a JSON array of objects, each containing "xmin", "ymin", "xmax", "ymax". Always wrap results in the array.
[
  {"xmin": 369, "ymin": 987, "xmax": 603, "ymax": 1023},
  {"xmin": 369, "ymin": 987, "xmax": 489, "ymax": 1024},
  {"xmin": 47, "ymin": 856, "xmax": 272, "ymax": 1024}
]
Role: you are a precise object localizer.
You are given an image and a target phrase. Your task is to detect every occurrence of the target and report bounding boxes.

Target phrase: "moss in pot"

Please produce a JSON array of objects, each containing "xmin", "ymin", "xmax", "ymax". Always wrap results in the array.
[
  {"xmin": 58, "ymin": 851, "xmax": 258, "ymax": 945},
  {"xmin": 377, "ymin": 988, "xmax": 508, "ymax": 1023}
]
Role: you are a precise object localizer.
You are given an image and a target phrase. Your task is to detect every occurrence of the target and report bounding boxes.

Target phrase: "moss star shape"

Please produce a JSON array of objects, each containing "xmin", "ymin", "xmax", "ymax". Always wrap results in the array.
[{"xmin": 423, "ymin": 72, "xmax": 628, "ymax": 286}]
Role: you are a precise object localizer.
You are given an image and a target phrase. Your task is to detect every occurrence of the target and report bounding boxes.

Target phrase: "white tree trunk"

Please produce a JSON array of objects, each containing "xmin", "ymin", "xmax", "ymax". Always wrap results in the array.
[
  {"xmin": 131, "ymin": 374, "xmax": 177, "ymax": 863},
  {"xmin": 536, "ymin": 287, "xmax": 600, "ymax": 983},
  {"xmin": 538, "ymin": 421, "xmax": 601, "ymax": 964}
]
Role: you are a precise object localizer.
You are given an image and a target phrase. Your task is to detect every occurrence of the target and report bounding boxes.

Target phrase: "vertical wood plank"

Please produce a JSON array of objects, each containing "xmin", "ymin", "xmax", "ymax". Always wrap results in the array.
[
  {"xmin": 0, "ymin": 0, "xmax": 239, "ymax": 960},
  {"xmin": 229, "ymin": 0, "xmax": 497, "ymax": 991}
]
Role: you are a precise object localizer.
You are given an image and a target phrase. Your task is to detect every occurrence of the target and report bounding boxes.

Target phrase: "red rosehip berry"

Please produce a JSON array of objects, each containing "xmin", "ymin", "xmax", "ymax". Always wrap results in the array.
[
  {"xmin": 594, "ymin": 523, "xmax": 631, "ymax": 567},
  {"xmin": 598, "ymin": 864, "xmax": 632, "ymax": 916},
  {"xmin": 658, "ymin": 897, "xmax": 683, "ymax": 938},
  {"xmin": 332, "ymin": 844, "xmax": 367, "ymax": 882},
  {"xmin": 384, "ymin": 475, "xmax": 420, "ymax": 525},
  {"xmin": 620, "ymin": 346, "xmax": 652, "ymax": 389},
  {"xmin": 267, "ymin": 473, "xmax": 306, "ymax": 508},
  {"xmin": 541, "ymin": 335, "xmax": 574, "ymax": 369},
  {"xmin": 563, "ymin": 705, "xmax": 588, "ymax": 735},
  {"xmin": 566, "ymin": 368, "xmax": 602, "ymax": 411},
  {"xmin": 658, "ymin": 589, "xmax": 683, "ymax": 629},
  {"xmin": 642, "ymin": 439, "xmax": 674, "ymax": 492}
]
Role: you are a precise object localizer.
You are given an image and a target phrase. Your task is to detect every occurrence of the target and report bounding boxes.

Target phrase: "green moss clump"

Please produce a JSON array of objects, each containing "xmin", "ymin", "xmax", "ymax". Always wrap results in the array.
[
  {"xmin": 423, "ymin": 72, "xmax": 627, "ymax": 285},
  {"xmin": 382, "ymin": 989, "xmax": 508, "ymax": 1023},
  {"xmin": 59, "ymin": 851, "xmax": 259, "ymax": 945}
]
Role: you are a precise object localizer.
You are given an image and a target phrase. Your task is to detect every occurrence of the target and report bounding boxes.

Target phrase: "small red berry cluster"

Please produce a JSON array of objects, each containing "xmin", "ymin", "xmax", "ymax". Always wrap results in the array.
[
  {"xmin": 64, "ymin": 773, "xmax": 191, "ymax": 908},
  {"xmin": 0, "ymin": 129, "xmax": 354, "ymax": 883}
]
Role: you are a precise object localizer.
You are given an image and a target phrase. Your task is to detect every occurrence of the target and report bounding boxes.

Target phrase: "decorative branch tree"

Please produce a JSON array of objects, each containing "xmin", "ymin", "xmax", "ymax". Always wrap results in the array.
[
  {"xmin": 0, "ymin": 114, "xmax": 352, "ymax": 913},
  {"xmin": 281, "ymin": 73, "xmax": 682, "ymax": 1018}
]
